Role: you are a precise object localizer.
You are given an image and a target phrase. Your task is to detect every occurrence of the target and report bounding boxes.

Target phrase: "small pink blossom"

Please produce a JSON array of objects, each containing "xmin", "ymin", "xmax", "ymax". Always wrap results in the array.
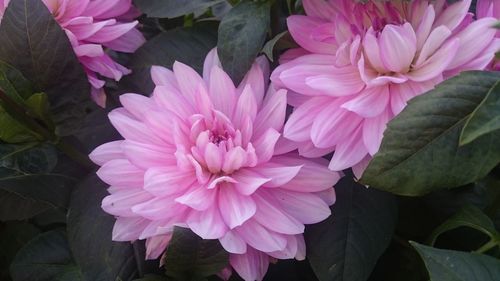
[
  {"xmin": 90, "ymin": 49, "xmax": 340, "ymax": 281},
  {"xmin": 272, "ymin": 0, "xmax": 500, "ymax": 176},
  {"xmin": 0, "ymin": 0, "xmax": 145, "ymax": 107}
]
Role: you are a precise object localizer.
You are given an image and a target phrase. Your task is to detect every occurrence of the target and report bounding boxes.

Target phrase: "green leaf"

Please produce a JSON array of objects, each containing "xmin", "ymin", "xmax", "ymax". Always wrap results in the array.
[
  {"xmin": 134, "ymin": 0, "xmax": 225, "ymax": 18},
  {"xmin": 361, "ymin": 71, "xmax": 500, "ymax": 196},
  {"xmin": 0, "ymin": 222, "xmax": 40, "ymax": 280},
  {"xmin": 262, "ymin": 31, "xmax": 289, "ymax": 62},
  {"xmin": 0, "ymin": 0, "xmax": 90, "ymax": 136},
  {"xmin": 428, "ymin": 205, "xmax": 499, "ymax": 246},
  {"xmin": 305, "ymin": 176, "xmax": 398, "ymax": 281},
  {"xmin": 133, "ymin": 274, "xmax": 168, "ymax": 281},
  {"xmin": 0, "ymin": 61, "xmax": 34, "ymax": 103},
  {"xmin": 460, "ymin": 81, "xmax": 500, "ymax": 145},
  {"xmin": 0, "ymin": 108, "xmax": 36, "ymax": 143},
  {"xmin": 123, "ymin": 23, "xmax": 218, "ymax": 94},
  {"xmin": 0, "ymin": 143, "xmax": 76, "ymax": 213},
  {"xmin": 10, "ymin": 230, "xmax": 82, "ymax": 281},
  {"xmin": 67, "ymin": 174, "xmax": 137, "ymax": 281},
  {"xmin": 164, "ymin": 227, "xmax": 229, "ymax": 280},
  {"xmin": 217, "ymin": 0, "xmax": 270, "ymax": 84},
  {"xmin": 0, "ymin": 189, "xmax": 51, "ymax": 221},
  {"xmin": 411, "ymin": 242, "xmax": 500, "ymax": 281}
]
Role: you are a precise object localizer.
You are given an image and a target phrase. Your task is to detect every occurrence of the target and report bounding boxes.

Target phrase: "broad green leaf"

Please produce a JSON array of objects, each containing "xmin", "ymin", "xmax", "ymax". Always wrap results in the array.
[
  {"xmin": 0, "ymin": 189, "xmax": 51, "ymax": 221},
  {"xmin": 134, "ymin": 0, "xmax": 225, "ymax": 18},
  {"xmin": 218, "ymin": 0, "xmax": 270, "ymax": 84},
  {"xmin": 164, "ymin": 227, "xmax": 229, "ymax": 280},
  {"xmin": 428, "ymin": 205, "xmax": 499, "ymax": 246},
  {"xmin": 262, "ymin": 31, "xmax": 291, "ymax": 62},
  {"xmin": 0, "ymin": 143, "xmax": 76, "ymax": 212},
  {"xmin": 133, "ymin": 274, "xmax": 168, "ymax": 281},
  {"xmin": 67, "ymin": 174, "xmax": 137, "ymax": 281},
  {"xmin": 123, "ymin": 23, "xmax": 218, "ymax": 94},
  {"xmin": 0, "ymin": 108, "xmax": 36, "ymax": 143},
  {"xmin": 0, "ymin": 222, "xmax": 40, "ymax": 280},
  {"xmin": 361, "ymin": 71, "xmax": 500, "ymax": 196},
  {"xmin": 305, "ymin": 176, "xmax": 398, "ymax": 281},
  {"xmin": 460, "ymin": 81, "xmax": 500, "ymax": 145},
  {"xmin": 0, "ymin": 0, "xmax": 90, "ymax": 136},
  {"xmin": 411, "ymin": 242, "xmax": 500, "ymax": 281},
  {"xmin": 10, "ymin": 230, "xmax": 83, "ymax": 281},
  {"xmin": 0, "ymin": 61, "xmax": 34, "ymax": 103}
]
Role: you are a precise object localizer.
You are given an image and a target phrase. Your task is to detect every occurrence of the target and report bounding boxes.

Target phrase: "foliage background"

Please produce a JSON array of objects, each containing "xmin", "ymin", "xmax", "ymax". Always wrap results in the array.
[{"xmin": 0, "ymin": 0, "xmax": 499, "ymax": 281}]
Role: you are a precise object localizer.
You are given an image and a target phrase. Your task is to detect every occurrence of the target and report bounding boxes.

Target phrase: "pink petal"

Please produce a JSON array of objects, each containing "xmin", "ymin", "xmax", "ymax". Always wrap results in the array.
[
  {"xmin": 283, "ymin": 96, "xmax": 330, "ymax": 142},
  {"xmin": 203, "ymin": 48, "xmax": 222, "ymax": 82},
  {"xmin": 230, "ymin": 248, "xmax": 269, "ymax": 281},
  {"xmin": 131, "ymin": 196, "xmax": 179, "ymax": 220},
  {"xmin": 305, "ymin": 66, "xmax": 365, "ymax": 96},
  {"xmin": 287, "ymin": 15, "xmax": 336, "ymax": 54},
  {"xmin": 112, "ymin": 217, "xmax": 150, "ymax": 241},
  {"xmin": 237, "ymin": 59, "xmax": 267, "ymax": 107},
  {"xmin": 341, "ymin": 86, "xmax": 390, "ymax": 118},
  {"xmin": 271, "ymin": 190, "xmax": 331, "ymax": 224},
  {"xmin": 96, "ymin": 159, "xmax": 143, "ymax": 187},
  {"xmin": 252, "ymin": 191, "xmax": 304, "ymax": 235},
  {"xmin": 144, "ymin": 167, "xmax": 194, "ymax": 197},
  {"xmin": 415, "ymin": 5, "xmax": 436, "ymax": 50},
  {"xmin": 151, "ymin": 66, "xmax": 177, "ymax": 87},
  {"xmin": 89, "ymin": 140, "xmax": 124, "ymax": 165},
  {"xmin": 104, "ymin": 28, "xmax": 145, "ymax": 53},
  {"xmin": 446, "ymin": 18, "xmax": 498, "ymax": 70},
  {"xmin": 109, "ymin": 108, "xmax": 164, "ymax": 146},
  {"xmin": 415, "ymin": 26, "xmax": 452, "ymax": 66},
  {"xmin": 253, "ymin": 89, "xmax": 287, "ymax": 138},
  {"xmin": 407, "ymin": 39, "xmax": 459, "ymax": 82},
  {"xmin": 175, "ymin": 184, "xmax": 217, "ymax": 211},
  {"xmin": 379, "ymin": 23, "xmax": 417, "ymax": 73},
  {"xmin": 252, "ymin": 163, "xmax": 302, "ymax": 188},
  {"xmin": 329, "ymin": 126, "xmax": 369, "ymax": 171},
  {"xmin": 102, "ymin": 189, "xmax": 153, "ymax": 217},
  {"xmin": 235, "ymin": 219, "xmax": 287, "ymax": 252},
  {"xmin": 362, "ymin": 110, "xmax": 390, "ymax": 156},
  {"xmin": 433, "ymin": 0, "xmax": 472, "ymax": 31},
  {"xmin": 219, "ymin": 186, "xmax": 257, "ymax": 229},
  {"xmin": 302, "ymin": 0, "xmax": 337, "ymax": 20},
  {"xmin": 220, "ymin": 231, "xmax": 247, "ymax": 254},
  {"xmin": 187, "ymin": 206, "xmax": 228, "ymax": 239},
  {"xmin": 252, "ymin": 128, "xmax": 280, "ymax": 164},
  {"xmin": 233, "ymin": 84, "xmax": 258, "ymax": 129},
  {"xmin": 209, "ymin": 66, "xmax": 237, "ymax": 117},
  {"xmin": 145, "ymin": 234, "xmax": 172, "ymax": 260},
  {"xmin": 232, "ymin": 169, "xmax": 271, "ymax": 195},
  {"xmin": 121, "ymin": 140, "xmax": 176, "ymax": 169},
  {"xmin": 173, "ymin": 61, "xmax": 207, "ymax": 103}
]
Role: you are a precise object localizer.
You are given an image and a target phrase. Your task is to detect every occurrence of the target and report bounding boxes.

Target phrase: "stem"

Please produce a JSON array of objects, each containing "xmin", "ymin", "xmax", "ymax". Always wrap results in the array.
[
  {"xmin": 133, "ymin": 241, "xmax": 145, "ymax": 278},
  {"xmin": 474, "ymin": 238, "xmax": 499, "ymax": 254}
]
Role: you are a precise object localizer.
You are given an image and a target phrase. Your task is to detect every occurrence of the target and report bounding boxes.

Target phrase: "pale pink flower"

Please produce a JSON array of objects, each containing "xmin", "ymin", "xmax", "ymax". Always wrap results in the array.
[
  {"xmin": 0, "ymin": 0, "xmax": 145, "ymax": 107},
  {"xmin": 477, "ymin": 0, "xmax": 500, "ymax": 70},
  {"xmin": 90, "ymin": 49, "xmax": 340, "ymax": 281},
  {"xmin": 272, "ymin": 0, "xmax": 500, "ymax": 175}
]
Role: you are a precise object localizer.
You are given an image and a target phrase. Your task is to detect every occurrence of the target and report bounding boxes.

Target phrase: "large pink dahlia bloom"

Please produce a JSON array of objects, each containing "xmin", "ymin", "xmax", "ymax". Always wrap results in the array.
[
  {"xmin": 0, "ymin": 0, "xmax": 145, "ymax": 107},
  {"xmin": 272, "ymin": 0, "xmax": 500, "ymax": 175},
  {"xmin": 90, "ymin": 49, "xmax": 340, "ymax": 281}
]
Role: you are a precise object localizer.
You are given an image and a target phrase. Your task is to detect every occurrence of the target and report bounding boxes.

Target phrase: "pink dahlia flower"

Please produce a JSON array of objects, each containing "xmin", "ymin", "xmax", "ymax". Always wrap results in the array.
[
  {"xmin": 0, "ymin": 0, "xmax": 145, "ymax": 107},
  {"xmin": 477, "ymin": 0, "xmax": 500, "ymax": 70},
  {"xmin": 272, "ymin": 0, "xmax": 500, "ymax": 175},
  {"xmin": 90, "ymin": 49, "xmax": 340, "ymax": 281}
]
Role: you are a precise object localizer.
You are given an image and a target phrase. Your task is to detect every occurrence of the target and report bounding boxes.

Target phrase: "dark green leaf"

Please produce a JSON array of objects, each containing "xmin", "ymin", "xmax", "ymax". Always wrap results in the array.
[
  {"xmin": 164, "ymin": 227, "xmax": 229, "ymax": 280},
  {"xmin": 0, "ymin": 108, "xmax": 36, "ymax": 143},
  {"xmin": 0, "ymin": 61, "xmax": 34, "ymax": 103},
  {"xmin": 123, "ymin": 23, "xmax": 218, "ymax": 94},
  {"xmin": 411, "ymin": 242, "xmax": 500, "ymax": 281},
  {"xmin": 133, "ymin": 274, "xmax": 168, "ymax": 281},
  {"xmin": 428, "ymin": 205, "xmax": 498, "ymax": 246},
  {"xmin": 305, "ymin": 177, "xmax": 398, "ymax": 281},
  {"xmin": 134, "ymin": 0, "xmax": 225, "ymax": 18},
  {"xmin": 67, "ymin": 174, "xmax": 137, "ymax": 281},
  {"xmin": 361, "ymin": 71, "xmax": 500, "ymax": 196},
  {"xmin": 10, "ymin": 229, "xmax": 83, "ymax": 281},
  {"xmin": 460, "ymin": 81, "xmax": 500, "ymax": 145},
  {"xmin": 218, "ymin": 1, "xmax": 270, "ymax": 84},
  {"xmin": 0, "ymin": 0, "xmax": 90, "ymax": 136},
  {"xmin": 262, "ymin": 31, "xmax": 288, "ymax": 62},
  {"xmin": 0, "ymin": 143, "xmax": 75, "ymax": 210},
  {"xmin": 0, "ymin": 189, "xmax": 51, "ymax": 221},
  {"xmin": 0, "ymin": 222, "xmax": 40, "ymax": 280}
]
